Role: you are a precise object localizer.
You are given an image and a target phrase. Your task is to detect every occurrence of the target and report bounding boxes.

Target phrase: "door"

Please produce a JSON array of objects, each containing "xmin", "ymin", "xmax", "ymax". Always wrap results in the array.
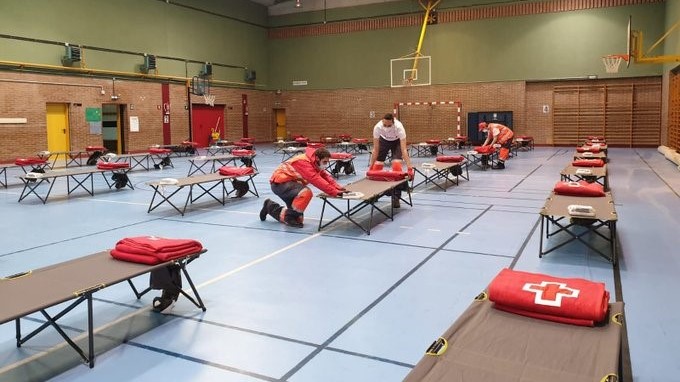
[
  {"xmin": 467, "ymin": 111, "xmax": 513, "ymax": 145},
  {"xmin": 275, "ymin": 108, "xmax": 287, "ymax": 140},
  {"xmin": 46, "ymin": 103, "xmax": 69, "ymax": 152},
  {"xmin": 192, "ymin": 104, "xmax": 225, "ymax": 147},
  {"xmin": 102, "ymin": 104, "xmax": 120, "ymax": 153}
]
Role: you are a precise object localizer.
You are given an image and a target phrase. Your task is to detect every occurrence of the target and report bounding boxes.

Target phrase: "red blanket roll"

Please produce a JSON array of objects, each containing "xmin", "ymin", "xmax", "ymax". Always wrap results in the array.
[
  {"xmin": 436, "ymin": 155, "xmax": 464, "ymax": 163},
  {"xmin": 218, "ymin": 166, "xmax": 254, "ymax": 176},
  {"xmin": 97, "ymin": 162, "xmax": 130, "ymax": 170},
  {"xmin": 572, "ymin": 159, "xmax": 605, "ymax": 167},
  {"xmin": 330, "ymin": 152, "xmax": 353, "ymax": 160},
  {"xmin": 110, "ymin": 236, "xmax": 203, "ymax": 265},
  {"xmin": 576, "ymin": 146, "xmax": 600, "ymax": 153},
  {"xmin": 231, "ymin": 149, "xmax": 255, "ymax": 157},
  {"xmin": 488, "ymin": 268, "xmax": 610, "ymax": 326},
  {"xmin": 149, "ymin": 148, "xmax": 171, "ymax": 154},
  {"xmin": 15, "ymin": 157, "xmax": 47, "ymax": 166},
  {"xmin": 473, "ymin": 146, "xmax": 495, "ymax": 154},
  {"xmin": 366, "ymin": 169, "xmax": 410, "ymax": 181},
  {"xmin": 553, "ymin": 181, "xmax": 605, "ymax": 197}
]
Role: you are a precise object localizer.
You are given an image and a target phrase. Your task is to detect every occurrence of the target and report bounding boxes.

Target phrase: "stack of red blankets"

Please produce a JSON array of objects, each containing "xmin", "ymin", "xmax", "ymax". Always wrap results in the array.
[
  {"xmin": 488, "ymin": 268, "xmax": 610, "ymax": 326},
  {"xmin": 576, "ymin": 146, "xmax": 600, "ymax": 153},
  {"xmin": 573, "ymin": 159, "xmax": 605, "ymax": 167},
  {"xmin": 436, "ymin": 155, "xmax": 464, "ymax": 163},
  {"xmin": 110, "ymin": 236, "xmax": 203, "ymax": 265},
  {"xmin": 330, "ymin": 152, "xmax": 353, "ymax": 160},
  {"xmin": 218, "ymin": 166, "xmax": 254, "ymax": 176},
  {"xmin": 231, "ymin": 149, "xmax": 255, "ymax": 157},
  {"xmin": 473, "ymin": 146, "xmax": 495, "ymax": 154},
  {"xmin": 15, "ymin": 157, "xmax": 47, "ymax": 166},
  {"xmin": 97, "ymin": 162, "xmax": 130, "ymax": 170},
  {"xmin": 553, "ymin": 180, "xmax": 605, "ymax": 197}
]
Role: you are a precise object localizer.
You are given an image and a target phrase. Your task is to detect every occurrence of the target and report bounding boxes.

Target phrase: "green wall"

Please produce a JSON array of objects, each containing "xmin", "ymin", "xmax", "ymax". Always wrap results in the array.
[
  {"xmin": 664, "ymin": 0, "xmax": 680, "ymax": 71},
  {"xmin": 267, "ymin": 3, "xmax": 665, "ymax": 90},
  {"xmin": 0, "ymin": 1, "xmax": 670, "ymax": 90},
  {"xmin": 0, "ymin": 0, "xmax": 270, "ymax": 85}
]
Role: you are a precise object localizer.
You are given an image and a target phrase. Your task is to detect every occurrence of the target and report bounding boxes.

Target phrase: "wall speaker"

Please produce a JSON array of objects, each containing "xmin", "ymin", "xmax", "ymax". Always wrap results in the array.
[
  {"xmin": 61, "ymin": 45, "xmax": 81, "ymax": 66},
  {"xmin": 200, "ymin": 63, "xmax": 212, "ymax": 77},
  {"xmin": 245, "ymin": 69, "xmax": 256, "ymax": 83}
]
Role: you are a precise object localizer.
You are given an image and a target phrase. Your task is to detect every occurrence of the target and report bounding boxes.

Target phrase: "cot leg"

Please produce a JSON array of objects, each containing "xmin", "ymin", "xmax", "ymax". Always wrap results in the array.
[
  {"xmin": 180, "ymin": 265, "xmax": 206, "ymax": 311},
  {"xmin": 87, "ymin": 294, "xmax": 95, "ymax": 368},
  {"xmin": 15, "ymin": 319, "xmax": 21, "ymax": 347}
]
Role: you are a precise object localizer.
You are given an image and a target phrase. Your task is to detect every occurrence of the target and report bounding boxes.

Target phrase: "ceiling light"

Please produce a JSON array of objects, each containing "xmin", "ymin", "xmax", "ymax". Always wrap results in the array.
[{"xmin": 295, "ymin": 0, "xmax": 301, "ymax": 8}]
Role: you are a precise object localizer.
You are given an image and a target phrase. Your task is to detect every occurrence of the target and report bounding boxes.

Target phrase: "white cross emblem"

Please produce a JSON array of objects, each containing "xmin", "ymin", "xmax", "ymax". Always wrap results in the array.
[{"xmin": 522, "ymin": 281, "xmax": 580, "ymax": 307}]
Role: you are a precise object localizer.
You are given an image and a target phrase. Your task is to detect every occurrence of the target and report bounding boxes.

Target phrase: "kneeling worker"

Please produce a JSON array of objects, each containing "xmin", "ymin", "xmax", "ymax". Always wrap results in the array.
[
  {"xmin": 261, "ymin": 147, "xmax": 346, "ymax": 228},
  {"xmin": 479, "ymin": 122, "xmax": 514, "ymax": 169}
]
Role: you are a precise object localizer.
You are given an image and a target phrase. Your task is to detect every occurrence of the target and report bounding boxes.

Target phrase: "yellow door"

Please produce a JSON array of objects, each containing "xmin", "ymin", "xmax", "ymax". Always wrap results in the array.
[
  {"xmin": 46, "ymin": 103, "xmax": 69, "ymax": 152},
  {"xmin": 275, "ymin": 109, "xmax": 287, "ymax": 140}
]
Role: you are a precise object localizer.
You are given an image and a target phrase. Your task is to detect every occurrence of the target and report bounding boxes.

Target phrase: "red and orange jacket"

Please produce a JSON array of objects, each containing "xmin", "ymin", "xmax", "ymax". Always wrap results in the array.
[{"xmin": 270, "ymin": 147, "xmax": 344, "ymax": 196}]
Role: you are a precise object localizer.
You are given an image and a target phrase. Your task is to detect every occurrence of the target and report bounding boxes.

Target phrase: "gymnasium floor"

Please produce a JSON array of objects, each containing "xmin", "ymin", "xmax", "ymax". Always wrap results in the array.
[{"xmin": 0, "ymin": 144, "xmax": 678, "ymax": 381}]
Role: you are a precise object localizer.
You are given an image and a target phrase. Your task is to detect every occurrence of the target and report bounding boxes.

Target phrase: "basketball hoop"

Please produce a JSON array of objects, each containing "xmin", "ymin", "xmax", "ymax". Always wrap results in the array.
[
  {"xmin": 602, "ymin": 54, "xmax": 629, "ymax": 73},
  {"xmin": 203, "ymin": 94, "xmax": 215, "ymax": 106}
]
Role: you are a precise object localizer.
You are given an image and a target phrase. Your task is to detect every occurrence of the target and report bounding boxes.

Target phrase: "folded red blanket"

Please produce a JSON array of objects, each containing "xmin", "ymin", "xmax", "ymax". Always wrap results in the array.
[
  {"xmin": 110, "ymin": 236, "xmax": 203, "ymax": 264},
  {"xmin": 488, "ymin": 268, "xmax": 609, "ymax": 326},
  {"xmin": 97, "ymin": 162, "xmax": 130, "ymax": 169},
  {"xmin": 15, "ymin": 157, "xmax": 47, "ymax": 166},
  {"xmin": 572, "ymin": 159, "xmax": 605, "ymax": 167},
  {"xmin": 576, "ymin": 146, "xmax": 600, "ymax": 153},
  {"xmin": 231, "ymin": 149, "xmax": 255, "ymax": 156},
  {"xmin": 366, "ymin": 170, "xmax": 409, "ymax": 181},
  {"xmin": 330, "ymin": 152, "xmax": 353, "ymax": 160},
  {"xmin": 473, "ymin": 146, "xmax": 495, "ymax": 154},
  {"xmin": 86, "ymin": 146, "xmax": 106, "ymax": 152},
  {"xmin": 182, "ymin": 141, "xmax": 199, "ymax": 147},
  {"xmin": 218, "ymin": 166, "xmax": 254, "ymax": 176},
  {"xmin": 149, "ymin": 148, "xmax": 171, "ymax": 154},
  {"xmin": 436, "ymin": 155, "xmax": 464, "ymax": 163},
  {"xmin": 426, "ymin": 139, "xmax": 440, "ymax": 144},
  {"xmin": 553, "ymin": 180, "xmax": 605, "ymax": 197},
  {"xmin": 352, "ymin": 138, "xmax": 368, "ymax": 143}
]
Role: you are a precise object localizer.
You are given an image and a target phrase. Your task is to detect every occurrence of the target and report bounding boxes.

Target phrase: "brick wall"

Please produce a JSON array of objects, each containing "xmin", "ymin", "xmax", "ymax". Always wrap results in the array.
[{"xmin": 0, "ymin": 71, "xmax": 663, "ymax": 162}]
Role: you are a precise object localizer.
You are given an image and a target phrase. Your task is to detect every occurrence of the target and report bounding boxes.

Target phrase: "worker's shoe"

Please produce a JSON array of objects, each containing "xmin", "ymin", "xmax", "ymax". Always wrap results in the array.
[
  {"xmin": 284, "ymin": 216, "xmax": 304, "ymax": 228},
  {"xmin": 259, "ymin": 199, "xmax": 271, "ymax": 221},
  {"xmin": 392, "ymin": 196, "xmax": 401, "ymax": 208}
]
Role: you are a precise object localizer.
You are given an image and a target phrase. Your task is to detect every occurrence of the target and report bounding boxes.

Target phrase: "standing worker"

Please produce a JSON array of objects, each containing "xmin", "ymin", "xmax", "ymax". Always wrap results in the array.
[
  {"xmin": 479, "ymin": 122, "xmax": 514, "ymax": 169},
  {"xmin": 369, "ymin": 113, "xmax": 413, "ymax": 208}
]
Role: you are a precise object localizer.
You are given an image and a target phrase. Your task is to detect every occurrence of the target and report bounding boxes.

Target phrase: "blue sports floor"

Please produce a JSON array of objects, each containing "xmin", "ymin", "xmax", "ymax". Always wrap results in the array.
[{"xmin": 0, "ymin": 145, "xmax": 678, "ymax": 381}]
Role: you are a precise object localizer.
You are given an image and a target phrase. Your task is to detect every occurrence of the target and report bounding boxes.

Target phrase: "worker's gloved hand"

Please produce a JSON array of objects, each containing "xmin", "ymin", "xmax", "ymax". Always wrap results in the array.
[{"xmin": 407, "ymin": 167, "xmax": 415, "ymax": 179}]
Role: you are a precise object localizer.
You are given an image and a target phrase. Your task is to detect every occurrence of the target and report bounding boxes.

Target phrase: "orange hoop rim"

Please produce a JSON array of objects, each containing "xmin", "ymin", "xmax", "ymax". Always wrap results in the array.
[{"xmin": 603, "ymin": 54, "xmax": 630, "ymax": 62}]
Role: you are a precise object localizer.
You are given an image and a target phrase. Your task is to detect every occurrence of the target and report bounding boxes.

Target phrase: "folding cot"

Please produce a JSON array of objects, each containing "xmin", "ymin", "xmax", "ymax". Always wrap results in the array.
[
  {"xmin": 464, "ymin": 148, "xmax": 498, "ymax": 170},
  {"xmin": 560, "ymin": 163, "xmax": 609, "ymax": 191},
  {"xmin": 574, "ymin": 150, "xmax": 607, "ymax": 161},
  {"xmin": 411, "ymin": 158, "xmax": 469, "ymax": 191},
  {"xmin": 146, "ymin": 171, "xmax": 259, "ymax": 216},
  {"xmin": 317, "ymin": 177, "xmax": 412, "ymax": 235},
  {"xmin": 280, "ymin": 146, "xmax": 305, "ymax": 162},
  {"xmin": 327, "ymin": 152, "xmax": 357, "ymax": 178},
  {"xmin": 334, "ymin": 141, "xmax": 359, "ymax": 154},
  {"xmin": 102, "ymin": 153, "xmax": 153, "ymax": 171},
  {"xmin": 273, "ymin": 140, "xmax": 302, "ymax": 154},
  {"xmin": 405, "ymin": 294, "xmax": 624, "ymax": 382},
  {"xmin": 539, "ymin": 191, "xmax": 618, "ymax": 264},
  {"xmin": 187, "ymin": 153, "xmax": 248, "ymax": 176},
  {"xmin": 516, "ymin": 135, "xmax": 535, "ymax": 151},
  {"xmin": 17, "ymin": 166, "xmax": 133, "ymax": 204},
  {"xmin": 410, "ymin": 141, "xmax": 440, "ymax": 157},
  {"xmin": 205, "ymin": 145, "xmax": 236, "ymax": 156},
  {"xmin": 36, "ymin": 150, "xmax": 86, "ymax": 168},
  {"xmin": 0, "ymin": 158, "xmax": 50, "ymax": 188},
  {"xmin": 0, "ymin": 249, "xmax": 206, "ymax": 368}
]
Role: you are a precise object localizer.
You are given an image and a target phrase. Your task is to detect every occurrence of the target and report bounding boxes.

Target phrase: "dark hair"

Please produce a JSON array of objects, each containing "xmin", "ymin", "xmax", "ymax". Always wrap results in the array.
[
  {"xmin": 314, "ymin": 147, "xmax": 331, "ymax": 160},
  {"xmin": 383, "ymin": 113, "xmax": 394, "ymax": 120}
]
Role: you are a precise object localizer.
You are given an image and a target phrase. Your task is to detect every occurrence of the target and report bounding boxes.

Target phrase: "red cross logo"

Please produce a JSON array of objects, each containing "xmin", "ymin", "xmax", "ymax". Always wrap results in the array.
[{"xmin": 522, "ymin": 281, "xmax": 580, "ymax": 307}]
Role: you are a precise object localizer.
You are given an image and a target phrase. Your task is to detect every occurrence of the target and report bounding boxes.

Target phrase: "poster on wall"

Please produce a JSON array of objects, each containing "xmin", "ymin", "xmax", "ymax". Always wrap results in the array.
[
  {"xmin": 85, "ymin": 107, "xmax": 102, "ymax": 122},
  {"xmin": 89, "ymin": 122, "xmax": 102, "ymax": 135},
  {"xmin": 129, "ymin": 116, "xmax": 139, "ymax": 132}
]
